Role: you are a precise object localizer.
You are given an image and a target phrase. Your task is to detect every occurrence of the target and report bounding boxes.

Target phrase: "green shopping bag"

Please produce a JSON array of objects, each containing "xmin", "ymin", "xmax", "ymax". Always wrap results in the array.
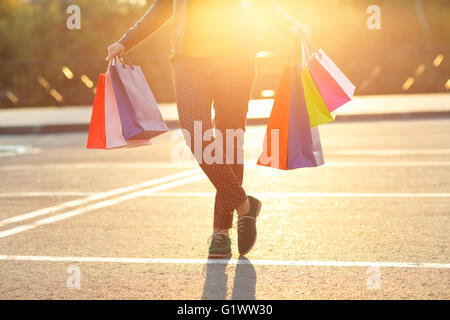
[{"xmin": 302, "ymin": 66, "xmax": 336, "ymax": 127}]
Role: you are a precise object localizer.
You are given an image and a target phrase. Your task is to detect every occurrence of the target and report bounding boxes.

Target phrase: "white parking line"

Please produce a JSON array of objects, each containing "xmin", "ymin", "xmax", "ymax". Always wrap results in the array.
[
  {"xmin": 0, "ymin": 174, "xmax": 205, "ymax": 239},
  {"xmin": 142, "ymin": 192, "xmax": 450, "ymax": 198},
  {"xmin": 0, "ymin": 169, "xmax": 200, "ymax": 228},
  {"xmin": 0, "ymin": 192, "xmax": 95, "ymax": 198},
  {"xmin": 332, "ymin": 149, "xmax": 450, "ymax": 156},
  {"xmin": 0, "ymin": 163, "xmax": 194, "ymax": 170},
  {"xmin": 325, "ymin": 161, "xmax": 450, "ymax": 167},
  {"xmin": 0, "ymin": 254, "xmax": 448, "ymax": 269},
  {"xmin": 2, "ymin": 160, "xmax": 450, "ymax": 171},
  {"xmin": 0, "ymin": 145, "xmax": 40, "ymax": 157},
  {"xmin": 4, "ymin": 191, "xmax": 450, "ymax": 198}
]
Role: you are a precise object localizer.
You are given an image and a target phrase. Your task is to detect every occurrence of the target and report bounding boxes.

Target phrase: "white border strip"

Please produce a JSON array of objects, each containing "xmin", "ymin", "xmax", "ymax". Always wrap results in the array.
[{"xmin": 0, "ymin": 255, "xmax": 448, "ymax": 269}]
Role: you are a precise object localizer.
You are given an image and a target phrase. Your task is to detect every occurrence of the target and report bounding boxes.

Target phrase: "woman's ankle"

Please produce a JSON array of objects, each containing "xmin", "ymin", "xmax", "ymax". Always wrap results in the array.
[
  {"xmin": 213, "ymin": 228, "xmax": 230, "ymax": 236},
  {"xmin": 236, "ymin": 197, "xmax": 250, "ymax": 216}
]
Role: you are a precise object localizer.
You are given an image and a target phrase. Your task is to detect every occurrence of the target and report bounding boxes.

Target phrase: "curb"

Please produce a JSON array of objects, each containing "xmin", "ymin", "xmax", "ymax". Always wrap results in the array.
[{"xmin": 1, "ymin": 111, "xmax": 449, "ymax": 135}]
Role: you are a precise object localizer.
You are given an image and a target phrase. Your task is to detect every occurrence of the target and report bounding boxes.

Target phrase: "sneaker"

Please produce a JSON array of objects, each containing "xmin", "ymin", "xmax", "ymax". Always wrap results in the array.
[
  {"xmin": 237, "ymin": 196, "xmax": 262, "ymax": 255},
  {"xmin": 208, "ymin": 232, "xmax": 232, "ymax": 259}
]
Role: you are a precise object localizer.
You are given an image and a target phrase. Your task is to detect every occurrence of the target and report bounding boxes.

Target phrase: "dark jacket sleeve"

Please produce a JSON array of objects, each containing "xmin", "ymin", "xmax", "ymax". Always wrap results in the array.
[
  {"xmin": 254, "ymin": 0, "xmax": 299, "ymax": 37},
  {"xmin": 118, "ymin": 0, "xmax": 173, "ymax": 53}
]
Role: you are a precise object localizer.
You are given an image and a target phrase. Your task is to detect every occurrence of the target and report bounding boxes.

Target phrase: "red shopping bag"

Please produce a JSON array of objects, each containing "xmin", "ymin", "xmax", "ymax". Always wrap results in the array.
[{"xmin": 86, "ymin": 74, "xmax": 106, "ymax": 149}]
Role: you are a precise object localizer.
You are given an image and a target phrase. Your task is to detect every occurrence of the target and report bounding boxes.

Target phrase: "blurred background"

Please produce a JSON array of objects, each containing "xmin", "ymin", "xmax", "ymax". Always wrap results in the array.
[{"xmin": 0, "ymin": 0, "xmax": 449, "ymax": 108}]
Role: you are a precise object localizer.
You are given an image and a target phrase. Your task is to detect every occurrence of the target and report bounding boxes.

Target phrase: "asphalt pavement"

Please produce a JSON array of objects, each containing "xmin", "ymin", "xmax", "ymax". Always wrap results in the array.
[{"xmin": 0, "ymin": 118, "xmax": 449, "ymax": 299}]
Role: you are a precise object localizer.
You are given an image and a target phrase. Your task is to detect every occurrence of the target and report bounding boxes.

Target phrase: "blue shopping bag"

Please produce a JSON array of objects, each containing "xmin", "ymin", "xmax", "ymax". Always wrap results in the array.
[
  {"xmin": 109, "ymin": 64, "xmax": 144, "ymax": 139},
  {"xmin": 286, "ymin": 63, "xmax": 324, "ymax": 169}
]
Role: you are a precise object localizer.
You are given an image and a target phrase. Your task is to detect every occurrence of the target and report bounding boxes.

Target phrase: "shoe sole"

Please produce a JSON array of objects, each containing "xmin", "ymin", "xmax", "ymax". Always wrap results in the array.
[
  {"xmin": 208, "ymin": 252, "xmax": 232, "ymax": 259},
  {"xmin": 239, "ymin": 199, "xmax": 262, "ymax": 256}
]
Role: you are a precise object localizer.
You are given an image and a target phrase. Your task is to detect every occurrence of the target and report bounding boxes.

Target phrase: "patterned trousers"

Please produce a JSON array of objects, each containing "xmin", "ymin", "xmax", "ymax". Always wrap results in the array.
[{"xmin": 171, "ymin": 54, "xmax": 257, "ymax": 229}]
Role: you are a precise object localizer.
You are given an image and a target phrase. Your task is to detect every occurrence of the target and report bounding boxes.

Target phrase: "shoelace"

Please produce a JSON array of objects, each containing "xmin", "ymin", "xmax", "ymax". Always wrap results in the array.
[
  {"xmin": 206, "ymin": 212, "xmax": 239, "ymax": 246},
  {"xmin": 237, "ymin": 215, "xmax": 256, "ymax": 233},
  {"xmin": 209, "ymin": 232, "xmax": 227, "ymax": 246},
  {"xmin": 206, "ymin": 211, "xmax": 256, "ymax": 246}
]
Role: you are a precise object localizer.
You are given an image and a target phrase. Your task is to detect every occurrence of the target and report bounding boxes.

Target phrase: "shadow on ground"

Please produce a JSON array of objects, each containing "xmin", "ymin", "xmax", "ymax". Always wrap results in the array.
[{"xmin": 201, "ymin": 256, "xmax": 256, "ymax": 300}]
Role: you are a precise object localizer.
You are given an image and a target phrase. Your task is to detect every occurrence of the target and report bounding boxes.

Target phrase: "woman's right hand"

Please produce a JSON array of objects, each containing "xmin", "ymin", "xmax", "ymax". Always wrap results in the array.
[
  {"xmin": 291, "ymin": 24, "xmax": 312, "ymax": 42},
  {"xmin": 106, "ymin": 42, "xmax": 125, "ymax": 61}
]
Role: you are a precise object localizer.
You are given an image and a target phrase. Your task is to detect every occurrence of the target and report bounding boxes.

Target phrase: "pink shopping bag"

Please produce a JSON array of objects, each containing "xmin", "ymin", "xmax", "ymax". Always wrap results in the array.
[
  {"xmin": 104, "ymin": 71, "xmax": 152, "ymax": 149},
  {"xmin": 308, "ymin": 48, "xmax": 355, "ymax": 112}
]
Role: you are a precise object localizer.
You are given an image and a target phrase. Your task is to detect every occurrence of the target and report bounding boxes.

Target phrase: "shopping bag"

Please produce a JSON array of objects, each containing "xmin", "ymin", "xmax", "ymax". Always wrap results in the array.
[
  {"xmin": 109, "ymin": 57, "xmax": 168, "ymax": 140},
  {"xmin": 104, "ymin": 72, "xmax": 152, "ymax": 149},
  {"xmin": 87, "ymin": 74, "xmax": 107, "ymax": 149},
  {"xmin": 86, "ymin": 67, "xmax": 152, "ymax": 149},
  {"xmin": 257, "ymin": 66, "xmax": 291, "ymax": 169},
  {"xmin": 302, "ymin": 66, "xmax": 336, "ymax": 127},
  {"xmin": 257, "ymin": 39, "xmax": 324, "ymax": 170},
  {"xmin": 286, "ymin": 64, "xmax": 324, "ymax": 169},
  {"xmin": 307, "ymin": 42, "xmax": 355, "ymax": 112}
]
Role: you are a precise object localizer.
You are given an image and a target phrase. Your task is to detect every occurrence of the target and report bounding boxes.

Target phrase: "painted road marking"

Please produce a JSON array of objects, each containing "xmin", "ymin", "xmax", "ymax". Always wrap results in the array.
[
  {"xmin": 325, "ymin": 161, "xmax": 450, "ymax": 167},
  {"xmin": 3, "ymin": 160, "xmax": 450, "ymax": 171},
  {"xmin": 0, "ymin": 145, "xmax": 40, "ymax": 157},
  {"xmin": 333, "ymin": 149, "xmax": 450, "ymax": 156},
  {"xmin": 142, "ymin": 192, "xmax": 450, "ymax": 198},
  {"xmin": 0, "ymin": 174, "xmax": 205, "ymax": 239},
  {"xmin": 3, "ymin": 191, "xmax": 450, "ymax": 199},
  {"xmin": 0, "ymin": 169, "xmax": 200, "ymax": 228},
  {"xmin": 0, "ymin": 192, "xmax": 95, "ymax": 198},
  {"xmin": 0, "ymin": 254, "xmax": 448, "ymax": 269}
]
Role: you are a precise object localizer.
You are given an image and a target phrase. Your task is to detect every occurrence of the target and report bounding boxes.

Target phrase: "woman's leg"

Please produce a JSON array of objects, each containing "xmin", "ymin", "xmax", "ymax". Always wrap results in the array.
[
  {"xmin": 212, "ymin": 56, "xmax": 257, "ymax": 229},
  {"xmin": 172, "ymin": 58, "xmax": 248, "ymax": 230}
]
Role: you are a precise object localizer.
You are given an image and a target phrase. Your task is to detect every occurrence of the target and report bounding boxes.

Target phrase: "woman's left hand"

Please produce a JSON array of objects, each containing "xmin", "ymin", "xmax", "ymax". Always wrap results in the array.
[{"xmin": 291, "ymin": 24, "xmax": 312, "ymax": 41}]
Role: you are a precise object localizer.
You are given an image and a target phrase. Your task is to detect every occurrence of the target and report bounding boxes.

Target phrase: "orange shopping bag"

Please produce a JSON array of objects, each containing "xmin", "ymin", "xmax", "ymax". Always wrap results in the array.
[{"xmin": 256, "ymin": 66, "xmax": 291, "ymax": 170}]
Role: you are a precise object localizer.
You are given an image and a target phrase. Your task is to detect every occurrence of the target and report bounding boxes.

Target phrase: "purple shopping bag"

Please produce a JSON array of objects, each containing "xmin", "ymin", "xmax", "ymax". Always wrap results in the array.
[
  {"xmin": 109, "ymin": 64, "xmax": 143, "ymax": 139},
  {"xmin": 286, "ymin": 63, "xmax": 324, "ymax": 169},
  {"xmin": 109, "ymin": 57, "xmax": 168, "ymax": 140}
]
